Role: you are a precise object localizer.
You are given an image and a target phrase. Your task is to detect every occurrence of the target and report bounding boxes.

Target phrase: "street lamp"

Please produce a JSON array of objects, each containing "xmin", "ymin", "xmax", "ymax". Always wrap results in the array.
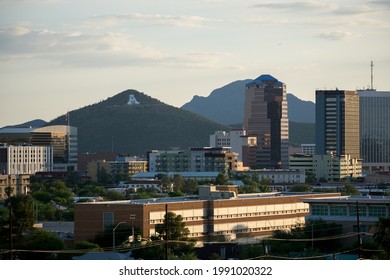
[
  {"xmin": 112, "ymin": 221, "xmax": 127, "ymax": 251},
  {"xmin": 129, "ymin": 214, "xmax": 136, "ymax": 243}
]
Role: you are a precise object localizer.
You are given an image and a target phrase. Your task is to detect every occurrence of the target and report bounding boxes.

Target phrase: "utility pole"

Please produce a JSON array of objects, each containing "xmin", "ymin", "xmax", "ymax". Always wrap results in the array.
[
  {"xmin": 165, "ymin": 204, "xmax": 169, "ymax": 260},
  {"xmin": 356, "ymin": 200, "xmax": 362, "ymax": 259},
  {"xmin": 8, "ymin": 204, "xmax": 13, "ymax": 260}
]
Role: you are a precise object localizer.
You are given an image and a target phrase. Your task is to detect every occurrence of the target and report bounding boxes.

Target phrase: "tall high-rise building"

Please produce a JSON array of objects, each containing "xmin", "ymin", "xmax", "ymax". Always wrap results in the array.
[
  {"xmin": 315, "ymin": 90, "xmax": 360, "ymax": 159},
  {"xmin": 243, "ymin": 74, "xmax": 289, "ymax": 168},
  {"xmin": 358, "ymin": 90, "xmax": 390, "ymax": 171}
]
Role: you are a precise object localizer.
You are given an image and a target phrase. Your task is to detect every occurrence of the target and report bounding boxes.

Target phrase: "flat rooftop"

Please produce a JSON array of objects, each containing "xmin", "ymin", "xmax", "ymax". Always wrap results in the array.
[{"xmin": 77, "ymin": 192, "xmax": 338, "ymax": 206}]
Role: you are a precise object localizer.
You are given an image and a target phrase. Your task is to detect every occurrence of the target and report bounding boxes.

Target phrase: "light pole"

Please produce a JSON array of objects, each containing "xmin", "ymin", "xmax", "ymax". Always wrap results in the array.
[
  {"xmin": 311, "ymin": 220, "xmax": 314, "ymax": 251},
  {"xmin": 112, "ymin": 221, "xmax": 126, "ymax": 251},
  {"xmin": 129, "ymin": 214, "xmax": 136, "ymax": 243}
]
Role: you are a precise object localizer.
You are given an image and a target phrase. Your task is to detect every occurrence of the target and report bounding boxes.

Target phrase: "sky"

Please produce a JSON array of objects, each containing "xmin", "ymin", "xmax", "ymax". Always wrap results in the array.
[{"xmin": 0, "ymin": 0, "xmax": 389, "ymax": 127}]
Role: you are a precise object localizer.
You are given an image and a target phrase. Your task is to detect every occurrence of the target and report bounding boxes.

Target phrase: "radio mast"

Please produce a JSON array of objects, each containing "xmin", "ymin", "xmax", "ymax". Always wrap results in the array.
[{"xmin": 370, "ymin": 60, "xmax": 374, "ymax": 90}]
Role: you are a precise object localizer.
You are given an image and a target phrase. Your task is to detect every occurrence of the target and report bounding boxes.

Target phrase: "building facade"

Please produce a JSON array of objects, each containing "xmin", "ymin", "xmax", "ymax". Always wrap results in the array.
[
  {"xmin": 0, "ymin": 174, "xmax": 30, "ymax": 200},
  {"xmin": 243, "ymin": 74, "xmax": 289, "ymax": 169},
  {"xmin": 148, "ymin": 148, "xmax": 239, "ymax": 173},
  {"xmin": 358, "ymin": 90, "xmax": 390, "ymax": 172},
  {"xmin": 302, "ymin": 195, "xmax": 390, "ymax": 235},
  {"xmin": 289, "ymin": 154, "xmax": 363, "ymax": 181},
  {"xmin": 148, "ymin": 150, "xmax": 190, "ymax": 173},
  {"xmin": 0, "ymin": 144, "xmax": 53, "ymax": 175},
  {"xmin": 0, "ymin": 125, "xmax": 77, "ymax": 172},
  {"xmin": 74, "ymin": 187, "xmax": 338, "ymax": 243},
  {"xmin": 210, "ymin": 129, "xmax": 247, "ymax": 162},
  {"xmin": 315, "ymin": 90, "xmax": 360, "ymax": 159}
]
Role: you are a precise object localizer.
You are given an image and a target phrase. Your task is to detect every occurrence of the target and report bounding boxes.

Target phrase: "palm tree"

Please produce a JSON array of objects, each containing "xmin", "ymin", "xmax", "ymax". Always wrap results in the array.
[{"xmin": 372, "ymin": 217, "xmax": 390, "ymax": 259}]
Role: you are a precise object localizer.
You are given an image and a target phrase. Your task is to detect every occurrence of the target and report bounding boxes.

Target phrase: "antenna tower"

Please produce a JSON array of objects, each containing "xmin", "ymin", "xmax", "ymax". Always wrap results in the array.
[{"xmin": 370, "ymin": 60, "xmax": 374, "ymax": 90}]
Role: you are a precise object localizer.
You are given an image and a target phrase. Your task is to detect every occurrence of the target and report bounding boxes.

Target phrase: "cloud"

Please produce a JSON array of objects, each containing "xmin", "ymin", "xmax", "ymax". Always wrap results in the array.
[
  {"xmin": 252, "ymin": 0, "xmax": 379, "ymax": 15},
  {"xmin": 0, "ymin": 25, "xmax": 229, "ymax": 69},
  {"xmin": 317, "ymin": 30, "xmax": 356, "ymax": 41},
  {"xmin": 81, "ymin": 13, "xmax": 217, "ymax": 30},
  {"xmin": 252, "ymin": 1, "xmax": 326, "ymax": 11}
]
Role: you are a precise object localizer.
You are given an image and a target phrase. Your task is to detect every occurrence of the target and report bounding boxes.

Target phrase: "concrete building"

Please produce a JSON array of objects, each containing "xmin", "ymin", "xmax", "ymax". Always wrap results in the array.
[
  {"xmin": 358, "ymin": 90, "xmax": 390, "ymax": 172},
  {"xmin": 0, "ymin": 144, "xmax": 53, "ymax": 175},
  {"xmin": 148, "ymin": 150, "xmax": 190, "ymax": 173},
  {"xmin": 0, "ymin": 125, "xmax": 78, "ymax": 172},
  {"xmin": 87, "ymin": 160, "xmax": 111, "ymax": 182},
  {"xmin": 243, "ymin": 74, "xmax": 289, "ymax": 169},
  {"xmin": 87, "ymin": 157, "xmax": 148, "ymax": 182},
  {"xmin": 74, "ymin": 186, "xmax": 338, "ymax": 243},
  {"xmin": 302, "ymin": 195, "xmax": 390, "ymax": 235},
  {"xmin": 190, "ymin": 147, "xmax": 238, "ymax": 173},
  {"xmin": 148, "ymin": 148, "xmax": 239, "ymax": 173},
  {"xmin": 0, "ymin": 174, "xmax": 30, "ymax": 200},
  {"xmin": 289, "ymin": 154, "xmax": 363, "ymax": 181},
  {"xmin": 235, "ymin": 169, "xmax": 305, "ymax": 184},
  {"xmin": 315, "ymin": 90, "xmax": 360, "ymax": 159},
  {"xmin": 210, "ymin": 129, "xmax": 248, "ymax": 162},
  {"xmin": 131, "ymin": 171, "xmax": 220, "ymax": 182}
]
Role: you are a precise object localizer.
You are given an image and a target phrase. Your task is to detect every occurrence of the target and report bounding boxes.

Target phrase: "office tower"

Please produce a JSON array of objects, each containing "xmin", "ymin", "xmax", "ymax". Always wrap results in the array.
[
  {"xmin": 358, "ymin": 90, "xmax": 390, "ymax": 171},
  {"xmin": 243, "ymin": 74, "xmax": 289, "ymax": 168},
  {"xmin": 315, "ymin": 90, "xmax": 360, "ymax": 159}
]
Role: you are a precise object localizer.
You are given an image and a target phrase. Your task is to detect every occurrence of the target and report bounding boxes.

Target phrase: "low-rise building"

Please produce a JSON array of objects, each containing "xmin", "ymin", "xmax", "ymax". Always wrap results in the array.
[
  {"xmin": 289, "ymin": 153, "xmax": 363, "ymax": 181},
  {"xmin": 302, "ymin": 195, "xmax": 390, "ymax": 235},
  {"xmin": 74, "ymin": 187, "xmax": 339, "ymax": 244},
  {"xmin": 148, "ymin": 148, "xmax": 239, "ymax": 173}
]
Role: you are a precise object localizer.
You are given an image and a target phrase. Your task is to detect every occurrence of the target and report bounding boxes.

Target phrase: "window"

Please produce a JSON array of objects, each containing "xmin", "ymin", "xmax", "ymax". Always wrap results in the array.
[
  {"xmin": 349, "ymin": 205, "xmax": 366, "ymax": 217},
  {"xmin": 312, "ymin": 204, "xmax": 328, "ymax": 216},
  {"xmin": 368, "ymin": 206, "xmax": 386, "ymax": 218},
  {"xmin": 330, "ymin": 205, "xmax": 347, "ymax": 216},
  {"xmin": 103, "ymin": 212, "xmax": 114, "ymax": 229}
]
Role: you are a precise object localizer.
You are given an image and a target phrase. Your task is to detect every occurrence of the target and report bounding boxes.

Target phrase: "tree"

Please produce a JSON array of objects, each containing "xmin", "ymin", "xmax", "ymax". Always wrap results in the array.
[
  {"xmin": 172, "ymin": 174, "xmax": 185, "ymax": 192},
  {"xmin": 341, "ymin": 184, "xmax": 360, "ymax": 196},
  {"xmin": 5, "ymin": 195, "xmax": 35, "ymax": 236},
  {"xmin": 373, "ymin": 217, "xmax": 390, "ymax": 259},
  {"xmin": 15, "ymin": 229, "xmax": 65, "ymax": 260},
  {"xmin": 215, "ymin": 173, "xmax": 229, "ymax": 185},
  {"xmin": 182, "ymin": 179, "xmax": 198, "ymax": 195},
  {"xmin": 289, "ymin": 184, "xmax": 311, "ymax": 192},
  {"xmin": 133, "ymin": 212, "xmax": 195, "ymax": 259}
]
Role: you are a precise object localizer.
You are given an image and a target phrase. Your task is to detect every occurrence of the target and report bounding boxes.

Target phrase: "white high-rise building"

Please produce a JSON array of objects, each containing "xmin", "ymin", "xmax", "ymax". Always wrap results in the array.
[
  {"xmin": 210, "ymin": 129, "xmax": 246, "ymax": 161},
  {"xmin": 0, "ymin": 144, "xmax": 53, "ymax": 175}
]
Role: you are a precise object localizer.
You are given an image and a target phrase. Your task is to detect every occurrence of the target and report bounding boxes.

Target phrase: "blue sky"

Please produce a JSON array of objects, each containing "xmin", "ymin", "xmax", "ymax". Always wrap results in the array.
[{"xmin": 1, "ymin": 0, "xmax": 389, "ymax": 127}]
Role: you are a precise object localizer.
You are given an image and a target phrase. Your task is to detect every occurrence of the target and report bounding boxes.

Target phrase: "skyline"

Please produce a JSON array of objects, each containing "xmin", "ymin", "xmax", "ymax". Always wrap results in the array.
[{"xmin": 1, "ymin": 0, "xmax": 390, "ymax": 127}]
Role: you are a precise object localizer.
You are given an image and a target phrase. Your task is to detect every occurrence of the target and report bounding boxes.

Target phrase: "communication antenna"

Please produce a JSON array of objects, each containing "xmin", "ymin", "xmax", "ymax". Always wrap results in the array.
[{"xmin": 370, "ymin": 60, "xmax": 374, "ymax": 90}]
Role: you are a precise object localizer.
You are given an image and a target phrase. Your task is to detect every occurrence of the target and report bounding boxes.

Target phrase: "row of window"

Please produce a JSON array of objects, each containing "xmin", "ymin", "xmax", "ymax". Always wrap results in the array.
[
  {"xmin": 312, "ymin": 204, "xmax": 388, "ymax": 217},
  {"xmin": 213, "ymin": 209, "xmax": 308, "ymax": 220}
]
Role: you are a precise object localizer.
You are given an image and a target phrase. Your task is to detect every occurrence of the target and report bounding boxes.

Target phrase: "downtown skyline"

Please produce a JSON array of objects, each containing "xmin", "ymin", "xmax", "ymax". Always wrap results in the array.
[{"xmin": 1, "ymin": 0, "xmax": 389, "ymax": 127}]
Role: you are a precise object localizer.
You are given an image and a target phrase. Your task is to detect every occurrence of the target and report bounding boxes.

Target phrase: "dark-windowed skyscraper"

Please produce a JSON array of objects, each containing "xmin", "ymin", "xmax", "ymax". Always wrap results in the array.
[
  {"xmin": 358, "ymin": 90, "xmax": 390, "ymax": 172},
  {"xmin": 243, "ymin": 74, "xmax": 289, "ymax": 168},
  {"xmin": 315, "ymin": 89, "xmax": 360, "ymax": 159}
]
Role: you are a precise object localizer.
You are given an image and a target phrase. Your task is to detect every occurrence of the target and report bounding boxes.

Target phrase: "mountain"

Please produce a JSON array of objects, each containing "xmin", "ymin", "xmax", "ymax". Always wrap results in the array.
[
  {"xmin": 45, "ymin": 90, "xmax": 229, "ymax": 155},
  {"xmin": 181, "ymin": 80, "xmax": 315, "ymax": 124},
  {"xmin": 181, "ymin": 80, "xmax": 251, "ymax": 126},
  {"xmin": 1, "ymin": 119, "xmax": 47, "ymax": 129}
]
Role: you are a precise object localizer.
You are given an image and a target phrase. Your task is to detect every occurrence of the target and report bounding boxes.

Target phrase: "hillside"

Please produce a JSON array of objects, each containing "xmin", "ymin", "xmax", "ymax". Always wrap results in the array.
[
  {"xmin": 1, "ymin": 119, "xmax": 47, "ymax": 129},
  {"xmin": 46, "ymin": 90, "xmax": 229, "ymax": 155},
  {"xmin": 181, "ymin": 79, "xmax": 315, "ymax": 124}
]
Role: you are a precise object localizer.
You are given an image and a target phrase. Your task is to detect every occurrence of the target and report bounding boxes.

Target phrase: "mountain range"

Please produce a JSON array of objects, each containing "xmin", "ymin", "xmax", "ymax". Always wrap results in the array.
[
  {"xmin": 181, "ymin": 80, "xmax": 315, "ymax": 125},
  {"xmin": 3, "ymin": 80, "xmax": 316, "ymax": 154},
  {"xmin": 45, "ymin": 90, "xmax": 228, "ymax": 155}
]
